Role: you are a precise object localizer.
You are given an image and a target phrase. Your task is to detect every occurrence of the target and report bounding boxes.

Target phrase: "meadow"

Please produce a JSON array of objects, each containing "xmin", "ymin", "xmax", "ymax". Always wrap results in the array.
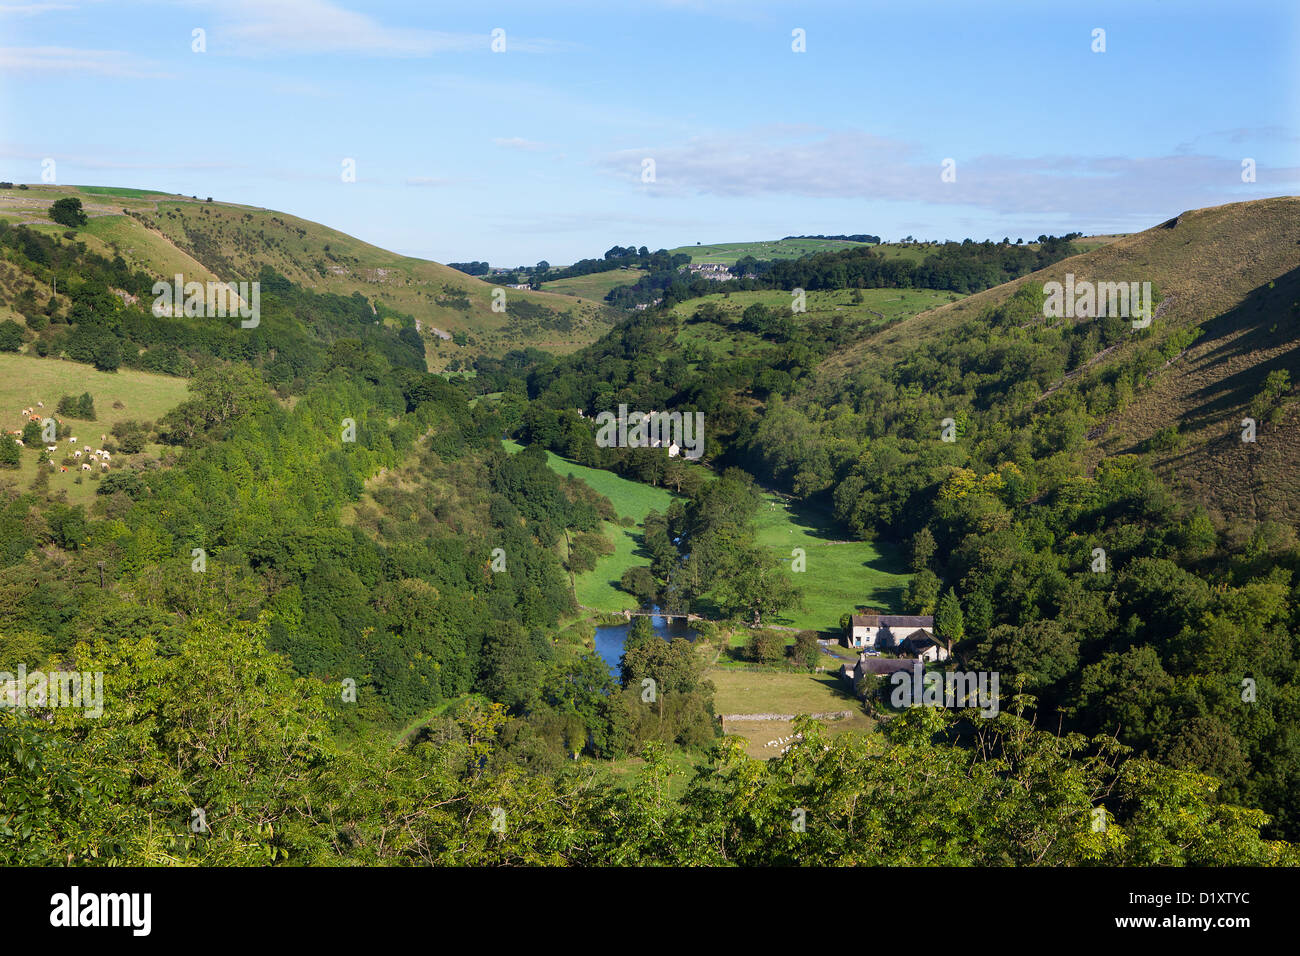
[
  {"xmin": 541, "ymin": 268, "xmax": 647, "ymax": 301},
  {"xmin": 505, "ymin": 439, "xmax": 911, "ymax": 628},
  {"xmin": 0, "ymin": 353, "xmax": 189, "ymax": 507},
  {"xmin": 753, "ymin": 495, "xmax": 910, "ymax": 632},
  {"xmin": 707, "ymin": 667, "xmax": 875, "ymax": 758},
  {"xmin": 668, "ymin": 237, "xmax": 874, "ymax": 265},
  {"xmin": 503, "ymin": 439, "xmax": 674, "ymax": 612}
]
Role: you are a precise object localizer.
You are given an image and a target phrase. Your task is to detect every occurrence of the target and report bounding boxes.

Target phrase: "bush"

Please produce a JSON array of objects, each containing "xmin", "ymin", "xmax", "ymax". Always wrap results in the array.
[
  {"xmin": 49, "ymin": 197, "xmax": 88, "ymax": 228},
  {"xmin": 792, "ymin": 630, "xmax": 820, "ymax": 670},
  {"xmin": 0, "ymin": 433, "xmax": 20, "ymax": 469},
  {"xmin": 1146, "ymin": 425, "xmax": 1183, "ymax": 452},
  {"xmin": 749, "ymin": 630, "xmax": 786, "ymax": 666},
  {"xmin": 56, "ymin": 392, "xmax": 96, "ymax": 420},
  {"xmin": 0, "ymin": 319, "xmax": 24, "ymax": 351},
  {"xmin": 619, "ymin": 566, "xmax": 657, "ymax": 604},
  {"xmin": 110, "ymin": 421, "xmax": 149, "ymax": 453},
  {"xmin": 93, "ymin": 335, "xmax": 121, "ymax": 372},
  {"xmin": 97, "ymin": 471, "xmax": 146, "ymax": 499}
]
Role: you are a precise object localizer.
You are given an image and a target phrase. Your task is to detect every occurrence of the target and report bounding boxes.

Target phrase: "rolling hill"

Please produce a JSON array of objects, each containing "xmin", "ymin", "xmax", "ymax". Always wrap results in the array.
[
  {"xmin": 818, "ymin": 196, "xmax": 1300, "ymax": 525},
  {"xmin": 0, "ymin": 184, "xmax": 621, "ymax": 368}
]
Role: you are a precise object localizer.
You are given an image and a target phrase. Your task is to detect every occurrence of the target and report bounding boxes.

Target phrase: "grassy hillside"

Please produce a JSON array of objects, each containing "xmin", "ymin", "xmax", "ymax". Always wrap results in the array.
[
  {"xmin": 541, "ymin": 268, "xmax": 647, "ymax": 300},
  {"xmin": 753, "ymin": 496, "xmax": 910, "ymax": 631},
  {"xmin": 0, "ymin": 185, "xmax": 620, "ymax": 368},
  {"xmin": 671, "ymin": 287, "xmax": 960, "ymax": 362},
  {"xmin": 819, "ymin": 196, "xmax": 1300, "ymax": 524},
  {"xmin": 503, "ymin": 439, "xmax": 673, "ymax": 612},
  {"xmin": 0, "ymin": 353, "xmax": 190, "ymax": 507},
  {"xmin": 668, "ymin": 237, "xmax": 874, "ymax": 265},
  {"xmin": 503, "ymin": 439, "xmax": 908, "ymax": 627}
]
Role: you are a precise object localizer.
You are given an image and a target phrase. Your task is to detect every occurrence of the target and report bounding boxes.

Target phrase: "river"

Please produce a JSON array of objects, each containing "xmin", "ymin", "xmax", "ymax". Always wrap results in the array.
[{"xmin": 593, "ymin": 610, "xmax": 698, "ymax": 678}]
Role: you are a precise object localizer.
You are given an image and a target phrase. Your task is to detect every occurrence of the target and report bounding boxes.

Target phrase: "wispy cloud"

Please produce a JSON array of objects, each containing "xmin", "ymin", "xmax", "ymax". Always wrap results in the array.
[
  {"xmin": 0, "ymin": 2, "xmax": 78, "ymax": 15},
  {"xmin": 493, "ymin": 137, "xmax": 548, "ymax": 152},
  {"xmin": 596, "ymin": 128, "xmax": 1300, "ymax": 219},
  {"xmin": 485, "ymin": 209, "xmax": 715, "ymax": 235},
  {"xmin": 0, "ymin": 46, "xmax": 172, "ymax": 78},
  {"xmin": 207, "ymin": 0, "xmax": 573, "ymax": 57},
  {"xmin": 271, "ymin": 78, "xmax": 325, "ymax": 97}
]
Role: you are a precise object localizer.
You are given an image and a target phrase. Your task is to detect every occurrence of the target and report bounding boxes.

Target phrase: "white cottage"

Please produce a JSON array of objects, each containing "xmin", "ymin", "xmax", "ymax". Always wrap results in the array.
[{"xmin": 846, "ymin": 613, "xmax": 936, "ymax": 651}]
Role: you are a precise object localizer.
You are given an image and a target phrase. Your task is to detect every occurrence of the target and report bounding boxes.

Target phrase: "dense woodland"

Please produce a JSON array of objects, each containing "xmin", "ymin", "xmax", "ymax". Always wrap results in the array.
[
  {"xmin": 495, "ymin": 271, "xmax": 1300, "ymax": 842},
  {"xmin": 0, "ymin": 221, "xmax": 1296, "ymax": 864},
  {"xmin": 601, "ymin": 234, "xmax": 1084, "ymax": 308}
]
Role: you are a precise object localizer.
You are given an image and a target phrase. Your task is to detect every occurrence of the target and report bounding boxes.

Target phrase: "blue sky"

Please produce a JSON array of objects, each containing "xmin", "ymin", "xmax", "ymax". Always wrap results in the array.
[{"xmin": 2, "ymin": 0, "xmax": 1297, "ymax": 265}]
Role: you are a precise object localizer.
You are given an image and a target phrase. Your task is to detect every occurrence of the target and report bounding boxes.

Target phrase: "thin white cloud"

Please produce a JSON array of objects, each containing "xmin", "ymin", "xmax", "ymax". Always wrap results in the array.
[
  {"xmin": 493, "ymin": 137, "xmax": 548, "ymax": 152},
  {"xmin": 208, "ymin": 0, "xmax": 572, "ymax": 57},
  {"xmin": 271, "ymin": 78, "xmax": 325, "ymax": 97},
  {"xmin": 485, "ymin": 209, "xmax": 715, "ymax": 235},
  {"xmin": 0, "ymin": 2, "xmax": 77, "ymax": 14},
  {"xmin": 406, "ymin": 175, "xmax": 453, "ymax": 187},
  {"xmin": 0, "ymin": 46, "xmax": 173, "ymax": 78},
  {"xmin": 595, "ymin": 128, "xmax": 1300, "ymax": 217}
]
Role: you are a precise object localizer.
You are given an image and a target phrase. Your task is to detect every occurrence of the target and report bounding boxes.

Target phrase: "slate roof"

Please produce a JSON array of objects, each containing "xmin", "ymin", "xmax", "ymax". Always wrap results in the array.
[{"xmin": 850, "ymin": 614, "xmax": 934, "ymax": 628}]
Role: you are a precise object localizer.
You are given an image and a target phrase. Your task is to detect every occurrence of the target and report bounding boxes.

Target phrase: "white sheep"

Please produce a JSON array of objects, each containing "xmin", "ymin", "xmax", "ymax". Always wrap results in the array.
[
  {"xmin": 81, "ymin": 463, "xmax": 90, "ymax": 471},
  {"xmin": 73, "ymin": 450, "xmax": 81, "ymax": 458},
  {"xmin": 69, "ymin": 437, "xmax": 77, "ymax": 444},
  {"xmin": 37, "ymin": 402, "xmax": 43, "ymax": 408},
  {"xmin": 46, "ymin": 445, "xmax": 57, "ymax": 454},
  {"xmin": 14, "ymin": 440, "xmax": 22, "ymax": 447},
  {"xmin": 100, "ymin": 462, "xmax": 108, "ymax": 471},
  {"xmin": 100, "ymin": 434, "xmax": 106, "ymax": 441}
]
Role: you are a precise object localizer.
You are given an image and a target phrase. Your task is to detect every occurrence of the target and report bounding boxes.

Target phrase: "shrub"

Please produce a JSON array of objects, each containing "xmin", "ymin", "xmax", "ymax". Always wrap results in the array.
[
  {"xmin": 0, "ymin": 433, "xmax": 20, "ymax": 469},
  {"xmin": 49, "ymin": 197, "xmax": 88, "ymax": 228},
  {"xmin": 56, "ymin": 392, "xmax": 96, "ymax": 420},
  {"xmin": 0, "ymin": 319, "xmax": 23, "ymax": 352}
]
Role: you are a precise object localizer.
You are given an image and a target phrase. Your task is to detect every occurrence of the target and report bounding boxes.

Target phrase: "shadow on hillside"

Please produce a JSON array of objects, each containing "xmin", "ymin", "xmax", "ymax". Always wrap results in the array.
[
  {"xmin": 1113, "ymin": 267, "xmax": 1300, "ymax": 455},
  {"xmin": 779, "ymin": 496, "xmax": 844, "ymax": 542},
  {"xmin": 868, "ymin": 584, "xmax": 908, "ymax": 611},
  {"xmin": 1176, "ymin": 267, "xmax": 1300, "ymax": 432}
]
